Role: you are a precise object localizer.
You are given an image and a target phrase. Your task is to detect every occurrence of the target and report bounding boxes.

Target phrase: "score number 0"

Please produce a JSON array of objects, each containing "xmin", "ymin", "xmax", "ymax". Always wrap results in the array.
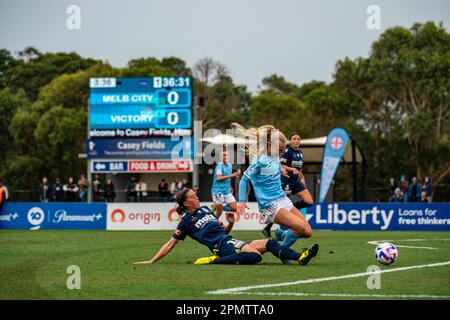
[{"xmin": 167, "ymin": 111, "xmax": 179, "ymax": 125}]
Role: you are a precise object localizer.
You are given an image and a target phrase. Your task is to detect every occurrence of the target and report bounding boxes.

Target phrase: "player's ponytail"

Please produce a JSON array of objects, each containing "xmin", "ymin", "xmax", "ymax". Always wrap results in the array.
[
  {"xmin": 231, "ymin": 123, "xmax": 287, "ymax": 159},
  {"xmin": 175, "ymin": 188, "xmax": 190, "ymax": 215}
]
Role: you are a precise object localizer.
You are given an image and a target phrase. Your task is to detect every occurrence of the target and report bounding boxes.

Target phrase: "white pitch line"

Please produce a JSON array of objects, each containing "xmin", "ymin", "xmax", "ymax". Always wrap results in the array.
[
  {"xmin": 396, "ymin": 239, "xmax": 450, "ymax": 242},
  {"xmin": 228, "ymin": 291, "xmax": 450, "ymax": 299},
  {"xmin": 367, "ymin": 240, "xmax": 440, "ymax": 250},
  {"xmin": 207, "ymin": 261, "xmax": 450, "ymax": 295}
]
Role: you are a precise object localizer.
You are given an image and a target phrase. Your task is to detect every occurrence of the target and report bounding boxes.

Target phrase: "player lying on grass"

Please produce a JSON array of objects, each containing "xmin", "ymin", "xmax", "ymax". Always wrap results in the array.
[{"xmin": 134, "ymin": 188, "xmax": 319, "ymax": 265}]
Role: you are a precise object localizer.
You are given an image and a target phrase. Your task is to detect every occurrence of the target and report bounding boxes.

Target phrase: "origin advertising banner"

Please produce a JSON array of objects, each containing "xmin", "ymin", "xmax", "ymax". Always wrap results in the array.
[
  {"xmin": 107, "ymin": 202, "xmax": 265, "ymax": 231},
  {"xmin": 0, "ymin": 203, "xmax": 106, "ymax": 230}
]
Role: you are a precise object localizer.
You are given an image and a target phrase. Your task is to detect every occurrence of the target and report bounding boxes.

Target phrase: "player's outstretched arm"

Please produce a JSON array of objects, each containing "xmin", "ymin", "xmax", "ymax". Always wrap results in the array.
[
  {"xmin": 222, "ymin": 212, "xmax": 235, "ymax": 233},
  {"xmin": 216, "ymin": 172, "xmax": 240, "ymax": 181},
  {"xmin": 134, "ymin": 237, "xmax": 179, "ymax": 264},
  {"xmin": 282, "ymin": 164, "xmax": 299, "ymax": 176},
  {"xmin": 238, "ymin": 174, "xmax": 250, "ymax": 215}
]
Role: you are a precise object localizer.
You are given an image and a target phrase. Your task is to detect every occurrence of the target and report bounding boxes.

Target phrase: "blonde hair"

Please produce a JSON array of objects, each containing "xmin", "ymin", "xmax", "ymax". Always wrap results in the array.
[{"xmin": 231, "ymin": 122, "xmax": 287, "ymax": 159}]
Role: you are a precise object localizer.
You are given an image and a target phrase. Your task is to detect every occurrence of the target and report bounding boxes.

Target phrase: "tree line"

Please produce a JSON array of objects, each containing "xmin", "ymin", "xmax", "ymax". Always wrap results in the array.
[{"xmin": 0, "ymin": 22, "xmax": 448, "ymax": 201}]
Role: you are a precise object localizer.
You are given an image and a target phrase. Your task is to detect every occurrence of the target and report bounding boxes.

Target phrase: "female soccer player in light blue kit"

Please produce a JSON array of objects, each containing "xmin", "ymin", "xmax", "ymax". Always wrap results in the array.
[
  {"xmin": 211, "ymin": 149, "xmax": 239, "ymax": 219},
  {"xmin": 233, "ymin": 123, "xmax": 319, "ymax": 265}
]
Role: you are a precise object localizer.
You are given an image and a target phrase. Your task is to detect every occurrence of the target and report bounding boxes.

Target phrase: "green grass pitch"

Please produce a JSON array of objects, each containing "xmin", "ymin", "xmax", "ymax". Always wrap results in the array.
[{"xmin": 1, "ymin": 230, "xmax": 449, "ymax": 300}]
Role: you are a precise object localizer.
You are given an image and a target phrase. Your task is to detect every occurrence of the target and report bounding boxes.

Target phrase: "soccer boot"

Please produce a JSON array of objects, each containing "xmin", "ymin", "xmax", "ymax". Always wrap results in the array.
[
  {"xmin": 298, "ymin": 243, "xmax": 319, "ymax": 266},
  {"xmin": 194, "ymin": 255, "xmax": 219, "ymax": 265}
]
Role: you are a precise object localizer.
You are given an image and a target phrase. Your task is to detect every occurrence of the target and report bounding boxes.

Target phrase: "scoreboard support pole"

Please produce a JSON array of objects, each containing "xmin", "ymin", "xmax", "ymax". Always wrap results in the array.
[
  {"xmin": 192, "ymin": 98, "xmax": 201, "ymax": 189},
  {"xmin": 87, "ymin": 98, "xmax": 93, "ymax": 203}
]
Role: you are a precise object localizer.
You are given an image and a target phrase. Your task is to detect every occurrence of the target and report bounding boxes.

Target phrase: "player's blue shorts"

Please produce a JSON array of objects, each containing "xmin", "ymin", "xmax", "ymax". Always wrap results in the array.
[
  {"xmin": 282, "ymin": 181, "xmax": 306, "ymax": 195},
  {"xmin": 214, "ymin": 236, "xmax": 247, "ymax": 257}
]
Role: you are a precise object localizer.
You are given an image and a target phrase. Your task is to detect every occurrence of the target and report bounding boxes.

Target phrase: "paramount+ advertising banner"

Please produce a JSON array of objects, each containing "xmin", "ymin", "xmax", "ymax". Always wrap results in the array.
[{"xmin": 0, "ymin": 203, "xmax": 106, "ymax": 230}]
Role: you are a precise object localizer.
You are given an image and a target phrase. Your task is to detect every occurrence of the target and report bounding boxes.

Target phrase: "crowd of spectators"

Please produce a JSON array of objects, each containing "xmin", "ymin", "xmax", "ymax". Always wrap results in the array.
[
  {"xmin": 35, "ymin": 175, "xmax": 193, "ymax": 203},
  {"xmin": 388, "ymin": 175, "xmax": 433, "ymax": 203}
]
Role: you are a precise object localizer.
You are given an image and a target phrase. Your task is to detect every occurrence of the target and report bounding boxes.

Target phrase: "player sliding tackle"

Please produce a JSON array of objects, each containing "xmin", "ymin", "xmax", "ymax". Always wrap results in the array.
[
  {"xmin": 134, "ymin": 188, "xmax": 313, "ymax": 265},
  {"xmin": 233, "ymin": 123, "xmax": 319, "ymax": 265}
]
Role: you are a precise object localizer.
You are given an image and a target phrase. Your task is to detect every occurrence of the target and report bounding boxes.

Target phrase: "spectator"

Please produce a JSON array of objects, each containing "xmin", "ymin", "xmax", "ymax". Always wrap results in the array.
[
  {"xmin": 63, "ymin": 177, "xmax": 79, "ymax": 202},
  {"xmin": 125, "ymin": 176, "xmax": 137, "ymax": 202},
  {"xmin": 193, "ymin": 185, "xmax": 201, "ymax": 199},
  {"xmin": 0, "ymin": 181, "xmax": 8, "ymax": 212},
  {"xmin": 422, "ymin": 176, "xmax": 433, "ymax": 203},
  {"xmin": 105, "ymin": 179, "xmax": 116, "ymax": 203},
  {"xmin": 52, "ymin": 177, "xmax": 64, "ymax": 202},
  {"xmin": 158, "ymin": 179, "xmax": 169, "ymax": 202},
  {"xmin": 178, "ymin": 179, "xmax": 185, "ymax": 190},
  {"xmin": 92, "ymin": 174, "xmax": 104, "ymax": 202},
  {"xmin": 78, "ymin": 174, "xmax": 89, "ymax": 202},
  {"xmin": 398, "ymin": 175, "xmax": 409, "ymax": 202},
  {"xmin": 419, "ymin": 190, "xmax": 429, "ymax": 203},
  {"xmin": 407, "ymin": 177, "xmax": 421, "ymax": 202},
  {"xmin": 182, "ymin": 178, "xmax": 190, "ymax": 189},
  {"xmin": 136, "ymin": 179, "xmax": 148, "ymax": 202},
  {"xmin": 388, "ymin": 177, "xmax": 396, "ymax": 199},
  {"xmin": 38, "ymin": 177, "xmax": 51, "ymax": 202},
  {"xmin": 389, "ymin": 188, "xmax": 404, "ymax": 203},
  {"xmin": 169, "ymin": 178, "xmax": 181, "ymax": 201}
]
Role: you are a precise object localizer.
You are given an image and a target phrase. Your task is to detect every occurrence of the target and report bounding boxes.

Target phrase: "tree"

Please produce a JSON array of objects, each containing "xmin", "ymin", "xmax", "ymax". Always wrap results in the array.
[
  {"xmin": 0, "ymin": 49, "xmax": 18, "ymax": 89},
  {"xmin": 8, "ymin": 47, "xmax": 99, "ymax": 100},
  {"xmin": 201, "ymin": 75, "xmax": 251, "ymax": 130},
  {"xmin": 0, "ymin": 88, "xmax": 29, "ymax": 160},
  {"xmin": 334, "ymin": 22, "xmax": 450, "ymax": 198}
]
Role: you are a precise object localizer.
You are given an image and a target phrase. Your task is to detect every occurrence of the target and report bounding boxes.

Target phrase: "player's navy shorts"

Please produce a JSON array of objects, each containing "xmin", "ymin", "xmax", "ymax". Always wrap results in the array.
[
  {"xmin": 214, "ymin": 236, "xmax": 247, "ymax": 257},
  {"xmin": 282, "ymin": 181, "xmax": 306, "ymax": 195}
]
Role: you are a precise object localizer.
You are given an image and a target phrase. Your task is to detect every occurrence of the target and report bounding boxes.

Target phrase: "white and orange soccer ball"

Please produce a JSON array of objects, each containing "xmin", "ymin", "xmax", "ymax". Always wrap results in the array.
[{"xmin": 375, "ymin": 242, "xmax": 398, "ymax": 265}]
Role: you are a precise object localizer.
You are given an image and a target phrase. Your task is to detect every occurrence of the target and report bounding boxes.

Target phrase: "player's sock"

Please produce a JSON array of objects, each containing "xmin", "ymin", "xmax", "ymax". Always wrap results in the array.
[
  {"xmin": 280, "ymin": 229, "xmax": 299, "ymax": 264},
  {"xmin": 266, "ymin": 239, "xmax": 301, "ymax": 261},
  {"xmin": 264, "ymin": 223, "xmax": 273, "ymax": 232},
  {"xmin": 274, "ymin": 228, "xmax": 285, "ymax": 241},
  {"xmin": 293, "ymin": 200, "xmax": 312, "ymax": 209},
  {"xmin": 262, "ymin": 223, "xmax": 273, "ymax": 238},
  {"xmin": 281, "ymin": 229, "xmax": 298, "ymax": 248},
  {"xmin": 212, "ymin": 252, "xmax": 262, "ymax": 265}
]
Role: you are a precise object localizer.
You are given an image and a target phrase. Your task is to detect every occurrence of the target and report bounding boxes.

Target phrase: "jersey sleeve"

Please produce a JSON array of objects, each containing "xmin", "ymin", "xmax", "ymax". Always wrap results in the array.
[
  {"xmin": 280, "ymin": 148, "xmax": 291, "ymax": 166},
  {"xmin": 243, "ymin": 160, "xmax": 261, "ymax": 181},
  {"xmin": 215, "ymin": 163, "xmax": 223, "ymax": 176},
  {"xmin": 172, "ymin": 219, "xmax": 188, "ymax": 241}
]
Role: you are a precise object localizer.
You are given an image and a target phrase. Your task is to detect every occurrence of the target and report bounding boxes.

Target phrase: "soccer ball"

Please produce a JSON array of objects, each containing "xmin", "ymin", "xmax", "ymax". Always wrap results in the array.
[{"xmin": 375, "ymin": 242, "xmax": 398, "ymax": 265}]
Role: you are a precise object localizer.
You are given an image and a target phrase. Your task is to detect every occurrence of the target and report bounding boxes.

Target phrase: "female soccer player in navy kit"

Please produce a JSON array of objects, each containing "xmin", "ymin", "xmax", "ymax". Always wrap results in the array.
[
  {"xmin": 233, "ymin": 123, "xmax": 318, "ymax": 265},
  {"xmin": 133, "ymin": 188, "xmax": 312, "ymax": 265},
  {"xmin": 262, "ymin": 132, "xmax": 313, "ymax": 239}
]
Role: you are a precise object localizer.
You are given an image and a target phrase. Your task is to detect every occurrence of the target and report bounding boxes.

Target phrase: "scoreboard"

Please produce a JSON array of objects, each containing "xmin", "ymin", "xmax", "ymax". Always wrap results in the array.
[
  {"xmin": 87, "ymin": 77, "xmax": 194, "ymax": 172},
  {"xmin": 89, "ymin": 77, "xmax": 192, "ymax": 138}
]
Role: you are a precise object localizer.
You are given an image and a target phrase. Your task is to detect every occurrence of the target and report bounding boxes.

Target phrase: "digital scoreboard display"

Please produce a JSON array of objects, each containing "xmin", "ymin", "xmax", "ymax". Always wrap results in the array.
[{"xmin": 89, "ymin": 77, "xmax": 192, "ymax": 138}]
